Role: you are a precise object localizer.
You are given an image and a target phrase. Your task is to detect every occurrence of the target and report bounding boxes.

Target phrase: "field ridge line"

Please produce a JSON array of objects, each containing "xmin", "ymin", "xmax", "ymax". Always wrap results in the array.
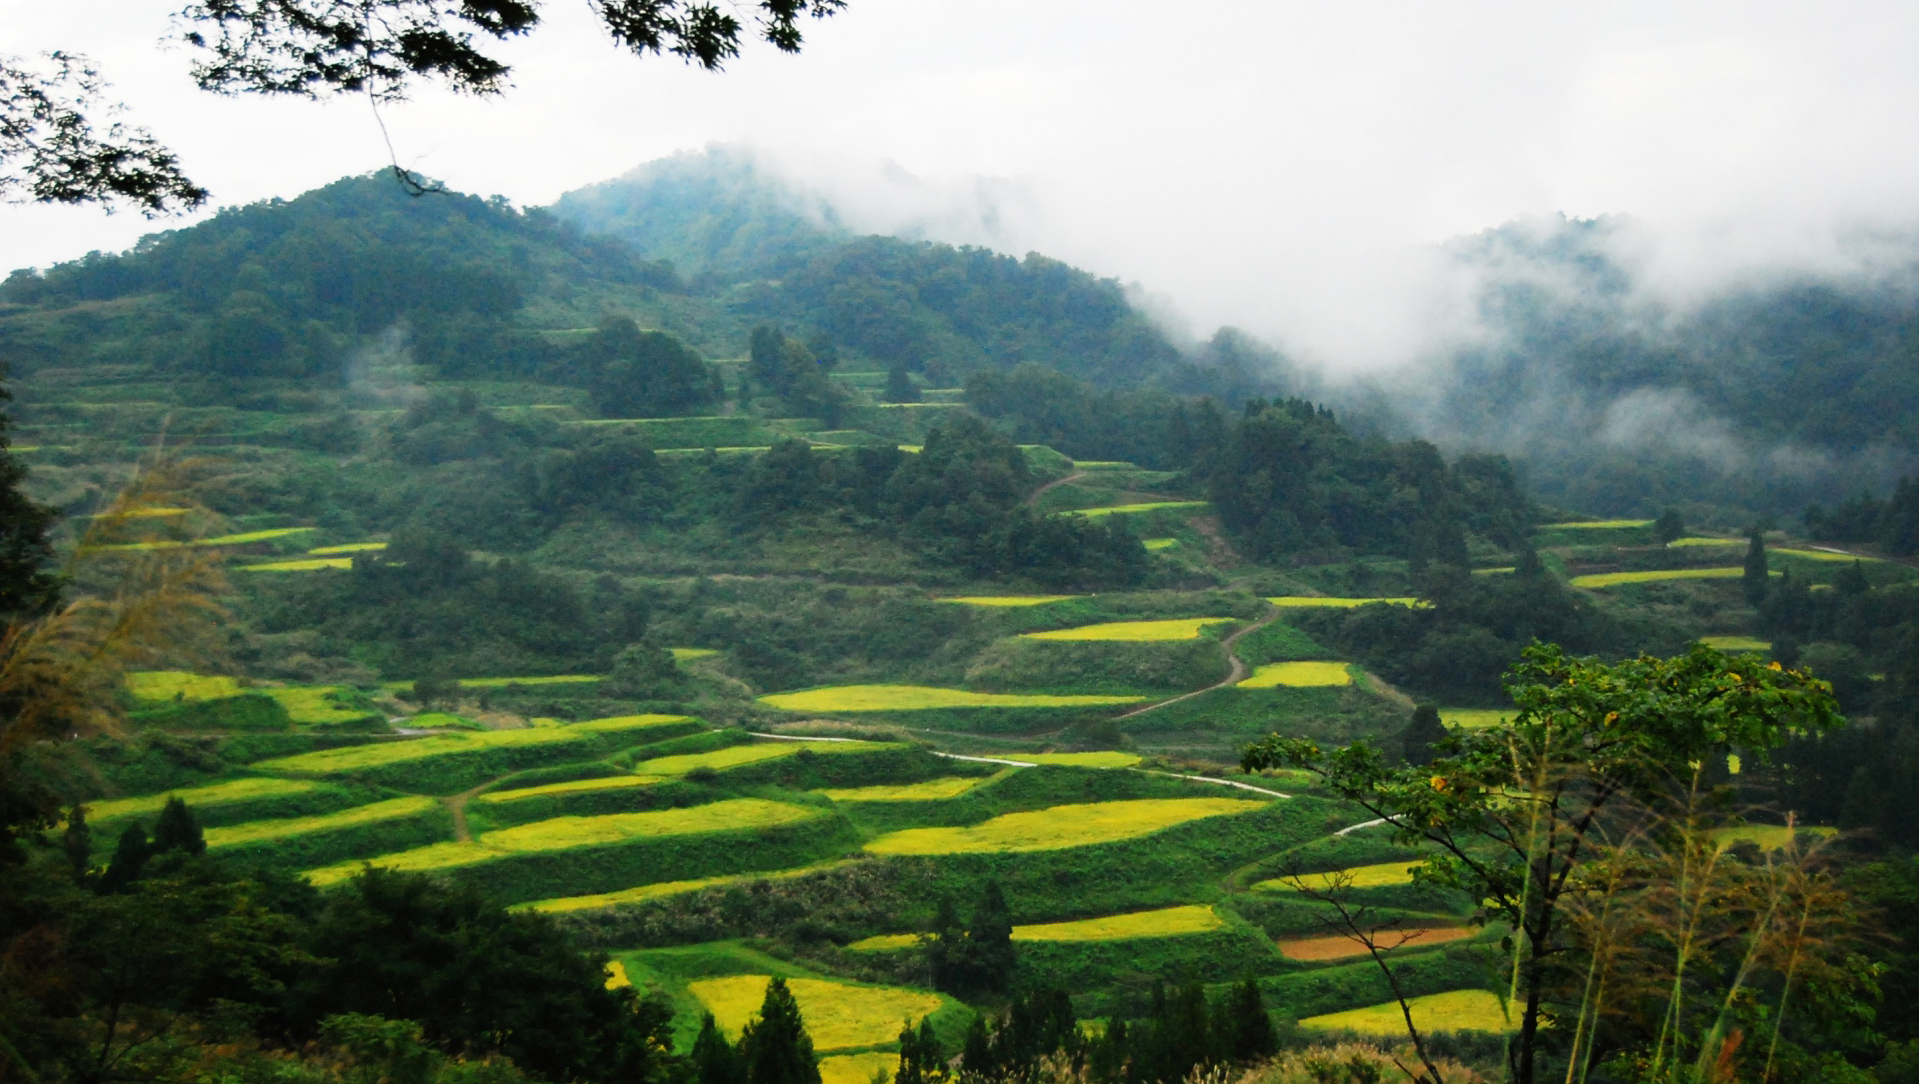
[
  {"xmin": 1115, "ymin": 602, "xmax": 1282, "ymax": 720},
  {"xmin": 1139, "ymin": 769, "xmax": 1290, "ymax": 799},
  {"xmin": 1336, "ymin": 817, "xmax": 1390, "ymax": 836},
  {"xmin": 1025, "ymin": 470, "xmax": 1087, "ymax": 507}
]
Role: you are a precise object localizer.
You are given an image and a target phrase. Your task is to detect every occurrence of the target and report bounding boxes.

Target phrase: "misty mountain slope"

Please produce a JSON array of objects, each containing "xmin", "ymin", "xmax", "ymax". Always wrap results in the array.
[
  {"xmin": 1426, "ymin": 216, "xmax": 1919, "ymax": 518},
  {"xmin": 552, "ymin": 146, "xmax": 850, "ymax": 283}
]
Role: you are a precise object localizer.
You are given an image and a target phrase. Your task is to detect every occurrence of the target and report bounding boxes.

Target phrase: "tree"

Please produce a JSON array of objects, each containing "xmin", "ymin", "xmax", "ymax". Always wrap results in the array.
[
  {"xmin": 1744, "ymin": 529, "xmax": 1771, "ymax": 607},
  {"xmin": 97, "ymin": 823, "xmax": 151, "ymax": 894},
  {"xmin": 1401, "ymin": 703, "xmax": 1449, "ymax": 766},
  {"xmin": 965, "ymin": 882, "xmax": 1017, "ymax": 996},
  {"xmin": 738, "ymin": 977, "xmax": 820, "ymax": 1084},
  {"xmin": 583, "ymin": 318, "xmax": 723, "ymax": 419},
  {"xmin": 1215, "ymin": 979, "xmax": 1276, "ymax": 1063},
  {"xmin": 150, "ymin": 797, "xmax": 206, "ymax": 857},
  {"xmin": 1241, "ymin": 642, "xmax": 1842, "ymax": 1084},
  {"xmin": 62, "ymin": 804, "xmax": 92, "ymax": 877},
  {"xmin": 693, "ymin": 1014, "xmax": 745, "ymax": 1084},
  {"xmin": 1655, "ymin": 508, "xmax": 1685, "ymax": 545},
  {"xmin": 10, "ymin": 1, "xmax": 847, "ymax": 212},
  {"xmin": 0, "ymin": 379, "xmax": 58, "ymax": 621},
  {"xmin": 882, "ymin": 363, "xmax": 921, "ymax": 403},
  {"xmin": 896, "ymin": 1016, "xmax": 945, "ymax": 1084}
]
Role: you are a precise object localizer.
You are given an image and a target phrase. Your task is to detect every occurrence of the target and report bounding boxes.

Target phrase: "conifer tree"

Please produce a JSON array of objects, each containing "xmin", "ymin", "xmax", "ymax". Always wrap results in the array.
[
  {"xmin": 62, "ymin": 804, "xmax": 92, "ymax": 877},
  {"xmin": 1655, "ymin": 508, "xmax": 1685, "ymax": 545},
  {"xmin": 927, "ymin": 896, "xmax": 964, "ymax": 993},
  {"xmin": 966, "ymin": 882, "xmax": 1017, "ymax": 996},
  {"xmin": 98, "ymin": 822, "xmax": 150, "ymax": 893},
  {"xmin": 883, "ymin": 364, "xmax": 921, "ymax": 404},
  {"xmin": 151, "ymin": 796, "xmax": 206, "ymax": 856},
  {"xmin": 960, "ymin": 1015, "xmax": 992, "ymax": 1081},
  {"xmin": 1402, "ymin": 703, "xmax": 1450, "ymax": 767},
  {"xmin": 694, "ymin": 1013, "xmax": 744, "ymax": 1084},
  {"xmin": 1217, "ymin": 979, "xmax": 1275, "ymax": 1063},
  {"xmin": 739, "ymin": 977, "xmax": 821, "ymax": 1084},
  {"xmin": 1743, "ymin": 529, "xmax": 1771, "ymax": 607},
  {"xmin": 896, "ymin": 1016, "xmax": 944, "ymax": 1084}
]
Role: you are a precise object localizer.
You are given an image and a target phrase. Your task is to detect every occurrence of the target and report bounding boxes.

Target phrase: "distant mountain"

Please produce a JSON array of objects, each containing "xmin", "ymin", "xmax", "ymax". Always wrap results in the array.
[{"xmin": 1417, "ymin": 216, "xmax": 1919, "ymax": 519}]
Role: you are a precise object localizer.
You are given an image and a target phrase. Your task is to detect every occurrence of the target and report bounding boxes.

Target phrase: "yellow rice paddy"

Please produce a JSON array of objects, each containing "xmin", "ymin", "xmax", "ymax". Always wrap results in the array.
[
  {"xmin": 239, "ymin": 557, "xmax": 353, "ymax": 572},
  {"xmin": 1020, "ymin": 618, "xmax": 1234, "ymax": 641},
  {"xmin": 1699, "ymin": 635, "xmax": 1770, "ymax": 652},
  {"xmin": 1279, "ymin": 926, "xmax": 1475, "ymax": 961},
  {"xmin": 255, "ymin": 727, "xmax": 592, "ymax": 773},
  {"xmin": 305, "ymin": 798, "xmax": 824, "ymax": 885},
  {"xmin": 1256, "ymin": 861, "xmax": 1421, "ymax": 892},
  {"xmin": 1002, "ymin": 752, "xmax": 1142, "ymax": 768},
  {"xmin": 820, "ymin": 1054, "xmax": 898, "ymax": 1084},
  {"xmin": 1067, "ymin": 502, "xmax": 1208, "ymax": 518},
  {"xmin": 688, "ymin": 975, "xmax": 942, "ymax": 1051},
  {"xmin": 817, "ymin": 777, "xmax": 989, "ymax": 801},
  {"xmin": 203, "ymin": 796, "xmax": 438, "ymax": 849},
  {"xmin": 937, "ymin": 595, "xmax": 1080, "ymax": 607},
  {"xmin": 307, "ymin": 542, "xmax": 387, "ymax": 554},
  {"xmin": 1301, "ymin": 989, "xmax": 1511, "ymax": 1034},
  {"xmin": 1143, "ymin": 539, "xmax": 1179, "ymax": 551},
  {"xmin": 632, "ymin": 740, "xmax": 889, "ymax": 777},
  {"xmin": 1669, "ymin": 537, "xmax": 1743, "ymax": 548},
  {"xmin": 1539, "ymin": 520, "xmax": 1652, "ymax": 530},
  {"xmin": 567, "ymin": 714, "xmax": 693, "ymax": 733},
  {"xmin": 86, "ymin": 777, "xmax": 321, "ymax": 821},
  {"xmin": 864, "ymin": 797, "xmax": 1265, "ymax": 856},
  {"xmin": 758, "ymin": 685, "xmax": 1146, "ymax": 712},
  {"xmin": 477, "ymin": 775, "xmax": 657, "ymax": 803},
  {"xmin": 1712, "ymin": 825, "xmax": 1837, "ymax": 852},
  {"xmin": 1265, "ymin": 597, "xmax": 1420, "ymax": 608},
  {"xmin": 670, "ymin": 648, "xmax": 719, "ymax": 660},
  {"xmin": 1569, "ymin": 568, "xmax": 1778, "ymax": 588},
  {"xmin": 105, "ymin": 526, "xmax": 319, "ymax": 551},
  {"xmin": 1238, "ymin": 662, "xmax": 1352, "ymax": 688},
  {"xmin": 848, "ymin": 905, "xmax": 1225, "ymax": 952},
  {"xmin": 518, "ymin": 860, "xmax": 860, "ymax": 913},
  {"xmin": 1774, "ymin": 547, "xmax": 1880, "ymax": 562},
  {"xmin": 377, "ymin": 675, "xmax": 602, "ymax": 692},
  {"xmin": 265, "ymin": 686, "xmax": 376, "ymax": 725},
  {"xmin": 1441, "ymin": 709, "xmax": 1508, "ymax": 729},
  {"xmin": 128, "ymin": 670, "xmax": 244, "ymax": 701}
]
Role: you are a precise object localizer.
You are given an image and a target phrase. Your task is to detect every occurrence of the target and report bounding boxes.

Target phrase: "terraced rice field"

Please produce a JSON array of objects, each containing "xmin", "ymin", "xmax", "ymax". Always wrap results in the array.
[
  {"xmin": 1775, "ymin": 547, "xmax": 1880, "ymax": 562},
  {"xmin": 256, "ymin": 727, "xmax": 592, "ymax": 773},
  {"xmin": 937, "ymin": 595, "xmax": 1080, "ymax": 607},
  {"xmin": 1669, "ymin": 537, "xmax": 1743, "ymax": 548},
  {"xmin": 307, "ymin": 542, "xmax": 387, "ymax": 554},
  {"xmin": 1700, "ymin": 635, "xmax": 1770, "ymax": 651},
  {"xmin": 1013, "ymin": 904, "xmax": 1224, "ymax": 942},
  {"xmin": 1569, "ymin": 568, "xmax": 1774, "ymax": 588},
  {"xmin": 1712, "ymin": 825, "xmax": 1837, "ymax": 851},
  {"xmin": 1143, "ymin": 538, "xmax": 1179, "ymax": 551},
  {"xmin": 1000, "ymin": 752, "xmax": 1142, "ymax": 768},
  {"xmin": 203, "ymin": 796, "xmax": 438, "ymax": 849},
  {"xmin": 1266, "ymin": 597, "xmax": 1419, "ymax": 608},
  {"xmin": 1278, "ymin": 926, "xmax": 1475, "ymax": 961},
  {"xmin": 688, "ymin": 975, "xmax": 943, "ymax": 1050},
  {"xmin": 1539, "ymin": 520, "xmax": 1652, "ymax": 530},
  {"xmin": 265, "ymin": 687, "xmax": 375, "ymax": 725},
  {"xmin": 107, "ymin": 527, "xmax": 319, "ymax": 550},
  {"xmin": 478, "ymin": 775, "xmax": 656, "ymax": 802},
  {"xmin": 568, "ymin": 714, "xmax": 693, "ymax": 733},
  {"xmin": 633, "ymin": 741, "xmax": 890, "ymax": 776},
  {"xmin": 818, "ymin": 777, "xmax": 989, "ymax": 801},
  {"xmin": 1067, "ymin": 502, "xmax": 1208, "ymax": 518},
  {"xmin": 669, "ymin": 648, "xmax": 719, "ymax": 660},
  {"xmin": 1238, "ymin": 662, "xmax": 1352, "ymax": 688},
  {"xmin": 520, "ymin": 860, "xmax": 860, "ymax": 913},
  {"xmin": 239, "ymin": 558, "xmax": 353, "ymax": 572},
  {"xmin": 1440, "ymin": 709, "xmax": 1508, "ymax": 729},
  {"xmin": 758, "ymin": 685, "xmax": 1147, "ymax": 712},
  {"xmin": 1020, "ymin": 618, "xmax": 1233, "ymax": 641},
  {"xmin": 1301, "ymin": 989, "xmax": 1510, "ymax": 1034},
  {"xmin": 378, "ymin": 675, "xmax": 602, "ymax": 692},
  {"xmin": 819, "ymin": 1054, "xmax": 898, "ymax": 1084},
  {"xmin": 128, "ymin": 671, "xmax": 244, "ymax": 701},
  {"xmin": 1257, "ymin": 861, "xmax": 1421, "ymax": 892},
  {"xmin": 864, "ymin": 797, "xmax": 1265, "ymax": 855},
  {"xmin": 305, "ymin": 798, "xmax": 825, "ymax": 885},
  {"xmin": 86, "ymin": 777, "xmax": 321, "ymax": 821}
]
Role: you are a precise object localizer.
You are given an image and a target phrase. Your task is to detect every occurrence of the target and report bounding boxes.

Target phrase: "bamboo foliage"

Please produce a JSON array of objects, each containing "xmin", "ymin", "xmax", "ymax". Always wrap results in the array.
[{"xmin": 0, "ymin": 451, "xmax": 232, "ymax": 768}]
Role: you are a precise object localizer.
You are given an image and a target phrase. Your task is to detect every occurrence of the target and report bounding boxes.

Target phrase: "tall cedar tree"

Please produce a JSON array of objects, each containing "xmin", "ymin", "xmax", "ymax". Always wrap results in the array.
[
  {"xmin": 151, "ymin": 797, "xmax": 206, "ymax": 857},
  {"xmin": 1744, "ymin": 529, "xmax": 1771, "ymax": 606},
  {"xmin": 0, "ymin": 379, "xmax": 58, "ymax": 620},
  {"xmin": 966, "ymin": 882, "xmax": 1017, "ymax": 996},
  {"xmin": 98, "ymin": 823, "xmax": 151, "ymax": 893},
  {"xmin": 1401, "ymin": 703, "xmax": 1450, "ymax": 767},
  {"xmin": 739, "ymin": 977, "xmax": 820, "ymax": 1084},
  {"xmin": 694, "ymin": 1014, "xmax": 745, "ymax": 1084}
]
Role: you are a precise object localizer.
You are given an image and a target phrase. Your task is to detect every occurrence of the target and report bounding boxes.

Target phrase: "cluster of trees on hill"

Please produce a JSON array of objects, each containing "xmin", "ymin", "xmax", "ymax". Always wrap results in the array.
[{"xmin": 1805, "ymin": 477, "xmax": 1919, "ymax": 556}]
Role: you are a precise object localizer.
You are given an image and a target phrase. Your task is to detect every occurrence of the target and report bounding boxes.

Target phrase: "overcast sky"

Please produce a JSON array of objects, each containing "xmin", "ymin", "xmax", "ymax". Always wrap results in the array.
[{"xmin": 7, "ymin": 0, "xmax": 1919, "ymax": 368}]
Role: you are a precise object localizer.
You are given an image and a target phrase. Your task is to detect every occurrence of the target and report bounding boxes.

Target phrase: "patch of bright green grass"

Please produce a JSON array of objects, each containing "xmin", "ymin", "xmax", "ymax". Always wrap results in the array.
[
  {"xmin": 1301, "ymin": 989, "xmax": 1510, "ymax": 1034},
  {"xmin": 864, "ymin": 797, "xmax": 1266, "ymax": 855},
  {"xmin": 1020, "ymin": 618, "xmax": 1234, "ymax": 642},
  {"xmin": 759, "ymin": 686, "xmax": 1146, "ymax": 712},
  {"xmin": 1239, "ymin": 662, "xmax": 1352, "ymax": 688},
  {"xmin": 203, "ymin": 796, "xmax": 438, "ymax": 849}
]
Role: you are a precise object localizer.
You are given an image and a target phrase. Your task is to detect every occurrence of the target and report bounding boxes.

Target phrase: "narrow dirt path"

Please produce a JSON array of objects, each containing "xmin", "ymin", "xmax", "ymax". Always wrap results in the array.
[
  {"xmin": 1114, "ymin": 602, "xmax": 1281, "ymax": 720},
  {"xmin": 445, "ymin": 779, "xmax": 504, "ymax": 843},
  {"xmin": 1025, "ymin": 470, "xmax": 1088, "ymax": 507}
]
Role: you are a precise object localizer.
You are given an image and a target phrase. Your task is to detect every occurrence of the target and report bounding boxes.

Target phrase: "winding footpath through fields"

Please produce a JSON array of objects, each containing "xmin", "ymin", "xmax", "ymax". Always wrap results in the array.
[
  {"xmin": 1024, "ymin": 471, "xmax": 1088, "ymax": 507},
  {"xmin": 1114, "ymin": 602, "xmax": 1283, "ymax": 720}
]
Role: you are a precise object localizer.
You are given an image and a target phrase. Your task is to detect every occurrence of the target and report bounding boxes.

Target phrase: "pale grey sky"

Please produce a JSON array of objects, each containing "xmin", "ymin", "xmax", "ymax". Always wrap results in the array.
[{"xmin": 6, "ymin": 1, "xmax": 1919, "ymax": 368}]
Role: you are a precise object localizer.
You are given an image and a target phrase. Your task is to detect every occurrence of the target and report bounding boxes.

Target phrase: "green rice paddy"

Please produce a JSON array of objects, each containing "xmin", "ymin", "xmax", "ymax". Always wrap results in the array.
[
  {"xmin": 86, "ymin": 777, "xmax": 321, "ymax": 821},
  {"xmin": 477, "ymin": 775, "xmax": 657, "ymax": 802},
  {"xmin": 1699, "ymin": 635, "xmax": 1770, "ymax": 651},
  {"xmin": 1265, "ymin": 597, "xmax": 1420, "ymax": 608},
  {"xmin": 255, "ymin": 726, "xmax": 591, "ymax": 773},
  {"xmin": 1000, "ymin": 752, "xmax": 1142, "ymax": 768},
  {"xmin": 816, "ymin": 777, "xmax": 989, "ymax": 801},
  {"xmin": 203, "ymin": 796, "xmax": 438, "ymax": 849},
  {"xmin": 1539, "ymin": 520, "xmax": 1652, "ymax": 530},
  {"xmin": 633, "ymin": 741, "xmax": 890, "ymax": 776},
  {"xmin": 128, "ymin": 671, "xmax": 243, "ymax": 701},
  {"xmin": 758, "ymin": 685, "xmax": 1147, "ymax": 712},
  {"xmin": 1440, "ymin": 709, "xmax": 1509, "ymax": 729},
  {"xmin": 936, "ymin": 595, "xmax": 1080, "ymax": 607},
  {"xmin": 1066, "ymin": 502, "xmax": 1209, "ymax": 518}
]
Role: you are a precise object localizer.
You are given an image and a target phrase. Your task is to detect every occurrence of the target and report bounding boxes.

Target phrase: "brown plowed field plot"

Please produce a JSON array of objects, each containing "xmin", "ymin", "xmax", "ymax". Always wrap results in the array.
[{"xmin": 1278, "ymin": 926, "xmax": 1474, "ymax": 961}]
